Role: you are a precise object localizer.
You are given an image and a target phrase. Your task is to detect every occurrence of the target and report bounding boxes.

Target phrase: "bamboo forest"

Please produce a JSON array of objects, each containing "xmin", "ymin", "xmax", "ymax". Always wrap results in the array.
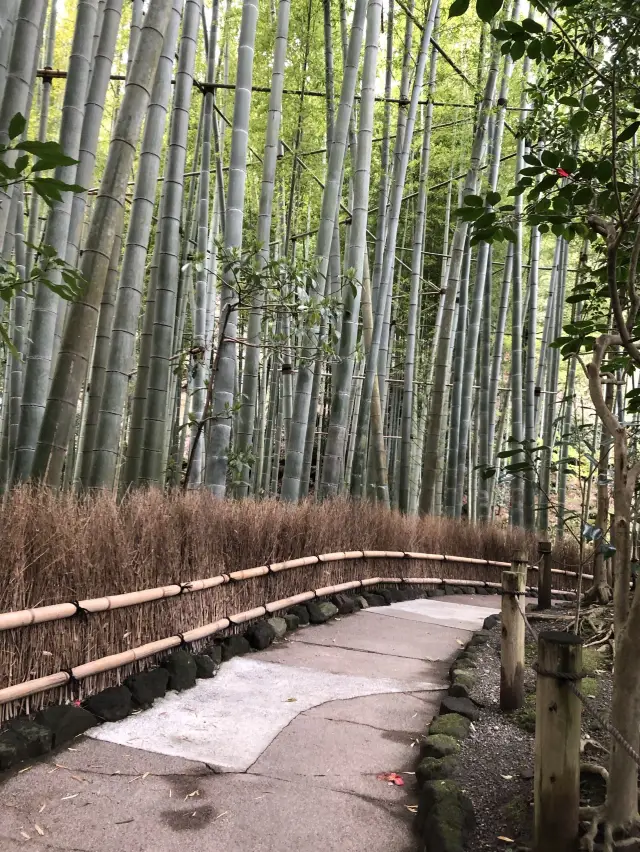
[{"xmin": 0, "ymin": 0, "xmax": 637, "ymax": 534}]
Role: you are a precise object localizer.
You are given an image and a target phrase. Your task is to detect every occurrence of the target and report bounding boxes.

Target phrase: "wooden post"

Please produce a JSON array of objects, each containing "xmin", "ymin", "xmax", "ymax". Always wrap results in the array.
[
  {"xmin": 534, "ymin": 631, "xmax": 583, "ymax": 852},
  {"xmin": 537, "ymin": 539, "xmax": 552, "ymax": 610},
  {"xmin": 500, "ymin": 569, "xmax": 526, "ymax": 711}
]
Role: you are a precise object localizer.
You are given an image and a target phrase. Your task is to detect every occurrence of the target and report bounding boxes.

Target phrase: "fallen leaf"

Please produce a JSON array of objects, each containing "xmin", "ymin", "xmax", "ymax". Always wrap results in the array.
[
  {"xmin": 20, "ymin": 831, "xmax": 31, "ymax": 840},
  {"xmin": 141, "ymin": 772, "xmax": 149, "ymax": 780},
  {"xmin": 498, "ymin": 837, "xmax": 514, "ymax": 844},
  {"xmin": 67, "ymin": 748, "xmax": 78, "ymax": 752},
  {"xmin": 214, "ymin": 811, "xmax": 229, "ymax": 821},
  {"xmin": 18, "ymin": 766, "xmax": 32, "ymax": 773},
  {"xmin": 70, "ymin": 775, "xmax": 85, "ymax": 783},
  {"xmin": 169, "ymin": 789, "xmax": 172, "ymax": 798},
  {"xmin": 191, "ymin": 812, "xmax": 196, "ymax": 818},
  {"xmin": 185, "ymin": 790, "xmax": 200, "ymax": 799},
  {"xmin": 405, "ymin": 804, "xmax": 419, "ymax": 813},
  {"xmin": 456, "ymin": 639, "xmax": 465, "ymax": 646},
  {"xmin": 38, "ymin": 805, "xmax": 46, "ymax": 814},
  {"xmin": 377, "ymin": 772, "xmax": 404, "ymax": 786},
  {"xmin": 500, "ymin": 775, "xmax": 513, "ymax": 780},
  {"xmin": 114, "ymin": 819, "xmax": 134, "ymax": 825},
  {"xmin": 61, "ymin": 794, "xmax": 78, "ymax": 801},
  {"xmin": 34, "ymin": 825, "xmax": 44, "ymax": 836},
  {"xmin": 285, "ymin": 698, "xmax": 297, "ymax": 703}
]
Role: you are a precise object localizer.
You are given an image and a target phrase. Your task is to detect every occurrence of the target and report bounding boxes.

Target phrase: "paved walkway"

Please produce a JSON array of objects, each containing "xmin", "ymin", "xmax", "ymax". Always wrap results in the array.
[{"xmin": 0, "ymin": 595, "xmax": 498, "ymax": 852}]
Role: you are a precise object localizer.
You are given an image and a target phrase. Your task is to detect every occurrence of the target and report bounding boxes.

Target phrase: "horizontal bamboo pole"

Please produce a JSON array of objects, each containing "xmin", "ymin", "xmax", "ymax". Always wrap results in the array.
[{"xmin": 0, "ymin": 550, "xmax": 519, "ymax": 632}]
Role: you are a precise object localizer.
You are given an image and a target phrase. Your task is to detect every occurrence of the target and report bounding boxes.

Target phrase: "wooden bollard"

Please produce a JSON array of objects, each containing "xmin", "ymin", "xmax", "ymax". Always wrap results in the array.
[
  {"xmin": 534, "ymin": 631, "xmax": 583, "ymax": 852},
  {"xmin": 500, "ymin": 569, "xmax": 526, "ymax": 711},
  {"xmin": 537, "ymin": 539, "xmax": 552, "ymax": 610}
]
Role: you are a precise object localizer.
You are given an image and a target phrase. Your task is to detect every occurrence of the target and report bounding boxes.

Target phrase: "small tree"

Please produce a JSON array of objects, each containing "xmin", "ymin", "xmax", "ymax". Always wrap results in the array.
[{"xmin": 451, "ymin": 0, "xmax": 640, "ymax": 837}]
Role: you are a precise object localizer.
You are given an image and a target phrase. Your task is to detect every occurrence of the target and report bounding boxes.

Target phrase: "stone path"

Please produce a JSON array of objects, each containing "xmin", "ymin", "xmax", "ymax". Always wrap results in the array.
[{"xmin": 0, "ymin": 595, "xmax": 498, "ymax": 852}]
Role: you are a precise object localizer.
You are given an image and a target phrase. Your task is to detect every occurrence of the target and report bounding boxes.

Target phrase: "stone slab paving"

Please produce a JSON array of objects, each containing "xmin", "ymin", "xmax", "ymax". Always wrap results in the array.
[{"xmin": 0, "ymin": 595, "xmax": 498, "ymax": 852}]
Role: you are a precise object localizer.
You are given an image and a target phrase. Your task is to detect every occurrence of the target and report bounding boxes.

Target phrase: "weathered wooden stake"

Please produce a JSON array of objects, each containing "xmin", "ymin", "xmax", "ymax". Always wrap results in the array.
[
  {"xmin": 500, "ymin": 568, "xmax": 526, "ymax": 711},
  {"xmin": 537, "ymin": 539, "xmax": 552, "ymax": 610},
  {"xmin": 534, "ymin": 631, "xmax": 582, "ymax": 852}
]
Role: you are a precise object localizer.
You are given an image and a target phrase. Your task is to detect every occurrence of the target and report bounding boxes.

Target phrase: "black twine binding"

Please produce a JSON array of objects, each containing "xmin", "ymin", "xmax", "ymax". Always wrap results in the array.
[
  {"xmin": 62, "ymin": 667, "xmax": 81, "ymax": 696},
  {"xmin": 69, "ymin": 600, "xmax": 90, "ymax": 621},
  {"xmin": 175, "ymin": 582, "xmax": 192, "ymax": 595},
  {"xmin": 176, "ymin": 633, "xmax": 189, "ymax": 649}
]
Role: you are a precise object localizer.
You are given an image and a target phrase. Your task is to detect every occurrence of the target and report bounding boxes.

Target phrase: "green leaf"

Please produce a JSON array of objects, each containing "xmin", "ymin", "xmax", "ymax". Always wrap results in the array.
[
  {"xmin": 583, "ymin": 93, "xmax": 599, "ymax": 113},
  {"xmin": 573, "ymin": 186, "xmax": 593, "ymax": 205},
  {"xmin": 570, "ymin": 110, "xmax": 590, "ymax": 132},
  {"xmin": 523, "ymin": 153, "xmax": 542, "ymax": 166},
  {"xmin": 510, "ymin": 39, "xmax": 526, "ymax": 59},
  {"xmin": 541, "ymin": 34, "xmax": 556, "ymax": 58},
  {"xmin": 560, "ymin": 155, "xmax": 577, "ymax": 173},
  {"xmin": 537, "ymin": 173, "xmax": 560, "ymax": 192},
  {"xmin": 475, "ymin": 0, "xmax": 503, "ymax": 21},
  {"xmin": 486, "ymin": 190, "xmax": 501, "ymax": 205},
  {"xmin": 8, "ymin": 113, "xmax": 26, "ymax": 140},
  {"xmin": 595, "ymin": 159, "xmax": 613, "ymax": 182},
  {"xmin": 463, "ymin": 194, "xmax": 484, "ymax": 206},
  {"xmin": 526, "ymin": 39, "xmax": 541, "ymax": 60},
  {"xmin": 520, "ymin": 166, "xmax": 545, "ymax": 176},
  {"xmin": 13, "ymin": 154, "xmax": 29, "ymax": 174},
  {"xmin": 540, "ymin": 150, "xmax": 560, "ymax": 168},
  {"xmin": 558, "ymin": 95, "xmax": 580, "ymax": 108},
  {"xmin": 617, "ymin": 120, "xmax": 640, "ymax": 143},
  {"xmin": 502, "ymin": 226, "xmax": 518, "ymax": 243},
  {"xmin": 448, "ymin": 0, "xmax": 471, "ymax": 17},
  {"xmin": 521, "ymin": 16, "xmax": 543, "ymax": 32}
]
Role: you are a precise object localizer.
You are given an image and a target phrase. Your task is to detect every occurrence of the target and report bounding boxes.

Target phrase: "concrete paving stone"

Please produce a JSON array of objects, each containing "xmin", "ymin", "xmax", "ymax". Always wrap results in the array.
[
  {"xmin": 304, "ymin": 690, "xmax": 443, "ymax": 734},
  {"xmin": 261, "ymin": 638, "xmax": 449, "ymax": 683},
  {"xmin": 90, "ymin": 657, "xmax": 441, "ymax": 772},
  {"xmin": 250, "ymin": 713, "xmax": 420, "ymax": 801},
  {"xmin": 0, "ymin": 757, "xmax": 415, "ymax": 852},
  {"xmin": 367, "ymin": 598, "xmax": 499, "ymax": 632},
  {"xmin": 289, "ymin": 609, "xmax": 471, "ymax": 660}
]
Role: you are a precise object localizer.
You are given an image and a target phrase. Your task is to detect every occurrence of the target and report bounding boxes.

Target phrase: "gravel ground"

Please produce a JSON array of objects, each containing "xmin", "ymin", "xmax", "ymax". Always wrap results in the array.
[{"xmin": 452, "ymin": 604, "xmax": 613, "ymax": 852}]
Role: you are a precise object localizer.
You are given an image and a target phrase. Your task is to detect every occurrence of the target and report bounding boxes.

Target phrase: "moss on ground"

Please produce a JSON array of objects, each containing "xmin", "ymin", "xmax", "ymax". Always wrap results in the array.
[
  {"xmin": 512, "ymin": 694, "xmax": 537, "ymax": 734},
  {"xmin": 581, "ymin": 676, "xmax": 598, "ymax": 697},
  {"xmin": 429, "ymin": 713, "xmax": 471, "ymax": 740}
]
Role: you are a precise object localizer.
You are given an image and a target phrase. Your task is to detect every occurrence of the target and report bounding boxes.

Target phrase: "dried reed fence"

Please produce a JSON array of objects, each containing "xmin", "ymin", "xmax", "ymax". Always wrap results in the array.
[{"xmin": 0, "ymin": 488, "xmax": 580, "ymax": 720}]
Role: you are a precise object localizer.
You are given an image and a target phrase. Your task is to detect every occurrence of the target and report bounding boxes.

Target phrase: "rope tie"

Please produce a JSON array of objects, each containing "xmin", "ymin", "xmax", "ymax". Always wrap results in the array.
[
  {"xmin": 532, "ymin": 662, "xmax": 587, "ymax": 682},
  {"xmin": 62, "ymin": 667, "xmax": 81, "ymax": 698},
  {"xmin": 176, "ymin": 633, "xmax": 189, "ymax": 649},
  {"xmin": 69, "ymin": 600, "xmax": 89, "ymax": 621},
  {"xmin": 175, "ymin": 582, "xmax": 192, "ymax": 595}
]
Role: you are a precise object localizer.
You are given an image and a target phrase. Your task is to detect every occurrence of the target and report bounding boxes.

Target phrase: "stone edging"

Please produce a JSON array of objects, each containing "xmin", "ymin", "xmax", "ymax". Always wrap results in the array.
[{"xmin": 413, "ymin": 613, "xmax": 499, "ymax": 852}]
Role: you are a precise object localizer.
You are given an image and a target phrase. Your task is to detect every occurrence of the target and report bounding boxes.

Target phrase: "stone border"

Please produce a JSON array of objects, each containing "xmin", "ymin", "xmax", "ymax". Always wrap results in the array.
[{"xmin": 413, "ymin": 613, "xmax": 500, "ymax": 852}]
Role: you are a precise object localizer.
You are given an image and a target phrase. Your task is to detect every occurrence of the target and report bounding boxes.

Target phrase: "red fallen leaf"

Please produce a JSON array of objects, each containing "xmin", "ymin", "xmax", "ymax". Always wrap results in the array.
[
  {"xmin": 557, "ymin": 168, "xmax": 570, "ymax": 177},
  {"xmin": 377, "ymin": 772, "xmax": 405, "ymax": 786}
]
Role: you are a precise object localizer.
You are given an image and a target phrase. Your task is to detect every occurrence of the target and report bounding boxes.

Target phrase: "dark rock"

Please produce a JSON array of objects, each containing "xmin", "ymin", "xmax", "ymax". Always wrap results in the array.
[
  {"xmin": 483, "ymin": 613, "xmax": 500, "ymax": 630},
  {"xmin": 125, "ymin": 670, "xmax": 161, "ymax": 709},
  {"xmin": 421, "ymin": 734, "xmax": 461, "ymax": 759},
  {"xmin": 0, "ymin": 729, "xmax": 23, "ymax": 770},
  {"xmin": 468, "ymin": 629, "xmax": 492, "ymax": 647},
  {"xmin": 193, "ymin": 654, "xmax": 218, "ymax": 678},
  {"xmin": 7, "ymin": 718, "xmax": 52, "ymax": 757},
  {"xmin": 443, "ymin": 585, "xmax": 456, "ymax": 595},
  {"xmin": 439, "ymin": 695, "xmax": 479, "ymax": 722},
  {"xmin": 267, "ymin": 616, "xmax": 288, "ymax": 639},
  {"xmin": 448, "ymin": 682, "xmax": 471, "ymax": 700},
  {"xmin": 317, "ymin": 601, "xmax": 338, "ymax": 620},
  {"xmin": 429, "ymin": 713, "xmax": 470, "ymax": 740},
  {"xmin": 288, "ymin": 604, "xmax": 310, "ymax": 625},
  {"xmin": 205, "ymin": 644, "xmax": 223, "ymax": 665},
  {"xmin": 245, "ymin": 621, "xmax": 276, "ymax": 650},
  {"xmin": 221, "ymin": 635, "xmax": 251, "ymax": 661},
  {"xmin": 35, "ymin": 704, "xmax": 97, "ymax": 746},
  {"xmin": 451, "ymin": 670, "xmax": 475, "ymax": 691},
  {"xmin": 85, "ymin": 686, "xmax": 132, "ymax": 722},
  {"xmin": 379, "ymin": 588, "xmax": 404, "ymax": 604},
  {"xmin": 144, "ymin": 667, "xmax": 171, "ymax": 698},
  {"xmin": 463, "ymin": 585, "xmax": 476, "ymax": 594},
  {"xmin": 283, "ymin": 613, "xmax": 300, "ymax": 631},
  {"xmin": 306, "ymin": 601, "xmax": 328, "ymax": 623},
  {"xmin": 352, "ymin": 596, "xmax": 364, "ymax": 610},
  {"xmin": 332, "ymin": 593, "xmax": 355, "ymax": 615},
  {"xmin": 163, "ymin": 650, "xmax": 197, "ymax": 691},
  {"xmin": 475, "ymin": 585, "xmax": 489, "ymax": 595},
  {"xmin": 362, "ymin": 592, "xmax": 387, "ymax": 607},
  {"xmin": 416, "ymin": 755, "xmax": 458, "ymax": 786},
  {"xmin": 417, "ymin": 780, "xmax": 475, "ymax": 851}
]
